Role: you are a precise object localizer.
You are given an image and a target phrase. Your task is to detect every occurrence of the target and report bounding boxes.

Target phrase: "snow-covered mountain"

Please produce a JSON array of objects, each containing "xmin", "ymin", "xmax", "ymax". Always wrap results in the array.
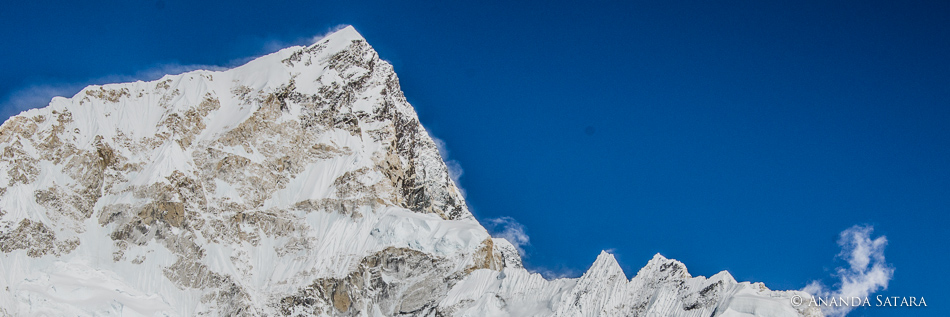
[{"xmin": 0, "ymin": 26, "xmax": 821, "ymax": 316}]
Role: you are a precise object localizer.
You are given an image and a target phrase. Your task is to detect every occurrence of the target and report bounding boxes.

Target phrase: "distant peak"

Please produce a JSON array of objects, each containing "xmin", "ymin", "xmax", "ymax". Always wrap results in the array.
[
  {"xmin": 583, "ymin": 250, "xmax": 624, "ymax": 278},
  {"xmin": 650, "ymin": 253, "xmax": 669, "ymax": 262},
  {"xmin": 597, "ymin": 250, "xmax": 616, "ymax": 259},
  {"xmin": 636, "ymin": 253, "xmax": 691, "ymax": 280}
]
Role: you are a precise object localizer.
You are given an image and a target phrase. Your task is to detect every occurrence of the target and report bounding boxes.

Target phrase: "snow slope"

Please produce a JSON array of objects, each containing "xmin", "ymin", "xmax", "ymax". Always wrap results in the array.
[{"xmin": 0, "ymin": 26, "xmax": 821, "ymax": 316}]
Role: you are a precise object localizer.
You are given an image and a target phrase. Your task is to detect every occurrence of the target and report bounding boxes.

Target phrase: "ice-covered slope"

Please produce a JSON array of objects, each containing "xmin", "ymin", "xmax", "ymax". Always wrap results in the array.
[{"xmin": 0, "ymin": 26, "xmax": 820, "ymax": 316}]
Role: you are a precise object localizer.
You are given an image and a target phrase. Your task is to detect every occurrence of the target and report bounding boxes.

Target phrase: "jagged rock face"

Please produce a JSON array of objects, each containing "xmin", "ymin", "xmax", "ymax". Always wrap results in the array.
[{"xmin": 0, "ymin": 27, "xmax": 819, "ymax": 317}]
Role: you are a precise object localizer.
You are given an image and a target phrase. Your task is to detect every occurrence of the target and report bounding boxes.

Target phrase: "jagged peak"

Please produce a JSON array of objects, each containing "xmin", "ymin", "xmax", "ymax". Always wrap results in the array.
[
  {"xmin": 634, "ymin": 253, "xmax": 691, "ymax": 281},
  {"xmin": 592, "ymin": 250, "xmax": 619, "ymax": 267},
  {"xmin": 579, "ymin": 250, "xmax": 625, "ymax": 280},
  {"xmin": 711, "ymin": 270, "xmax": 738, "ymax": 284},
  {"xmin": 595, "ymin": 250, "xmax": 617, "ymax": 262}
]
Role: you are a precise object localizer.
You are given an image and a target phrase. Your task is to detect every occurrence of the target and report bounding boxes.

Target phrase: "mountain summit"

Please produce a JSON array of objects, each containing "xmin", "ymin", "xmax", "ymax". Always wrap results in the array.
[{"xmin": 0, "ymin": 26, "xmax": 820, "ymax": 316}]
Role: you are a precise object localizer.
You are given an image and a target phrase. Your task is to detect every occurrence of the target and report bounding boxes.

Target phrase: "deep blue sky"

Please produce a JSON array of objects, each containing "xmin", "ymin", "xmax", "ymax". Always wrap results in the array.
[{"xmin": 2, "ymin": 1, "xmax": 948, "ymax": 315}]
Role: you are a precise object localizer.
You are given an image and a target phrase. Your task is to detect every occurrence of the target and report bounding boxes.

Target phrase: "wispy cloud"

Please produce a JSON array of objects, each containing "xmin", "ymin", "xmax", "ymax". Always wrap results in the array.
[
  {"xmin": 802, "ymin": 225, "xmax": 894, "ymax": 317},
  {"xmin": 531, "ymin": 265, "xmax": 581, "ymax": 280},
  {"xmin": 487, "ymin": 216, "xmax": 530, "ymax": 256},
  {"xmin": 126, "ymin": 63, "xmax": 228, "ymax": 81},
  {"xmin": 255, "ymin": 25, "xmax": 351, "ymax": 55},
  {"xmin": 0, "ymin": 84, "xmax": 82, "ymax": 119},
  {"xmin": 431, "ymin": 136, "xmax": 465, "ymax": 193},
  {"xmin": 0, "ymin": 62, "xmax": 227, "ymax": 120},
  {"xmin": 307, "ymin": 25, "xmax": 351, "ymax": 45}
]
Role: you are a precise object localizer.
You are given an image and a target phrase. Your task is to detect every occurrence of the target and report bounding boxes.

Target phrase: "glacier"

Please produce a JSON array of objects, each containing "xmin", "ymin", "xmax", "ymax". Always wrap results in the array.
[{"xmin": 0, "ymin": 26, "xmax": 821, "ymax": 316}]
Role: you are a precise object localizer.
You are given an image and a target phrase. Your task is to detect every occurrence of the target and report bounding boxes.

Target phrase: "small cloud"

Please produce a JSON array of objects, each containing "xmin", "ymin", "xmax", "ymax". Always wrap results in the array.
[
  {"xmin": 802, "ymin": 225, "xmax": 894, "ymax": 317},
  {"xmin": 445, "ymin": 160, "xmax": 464, "ymax": 187},
  {"xmin": 431, "ymin": 136, "xmax": 450, "ymax": 160},
  {"xmin": 531, "ymin": 266, "xmax": 581, "ymax": 280},
  {"xmin": 430, "ymin": 135, "xmax": 465, "ymax": 193},
  {"xmin": 487, "ymin": 216, "xmax": 530, "ymax": 256}
]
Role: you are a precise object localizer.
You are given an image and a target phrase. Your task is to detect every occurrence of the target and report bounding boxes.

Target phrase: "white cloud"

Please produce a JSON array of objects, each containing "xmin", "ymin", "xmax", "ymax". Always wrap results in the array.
[
  {"xmin": 432, "ymin": 136, "xmax": 450, "ymax": 159},
  {"xmin": 532, "ymin": 266, "xmax": 581, "ymax": 280},
  {"xmin": 802, "ymin": 225, "xmax": 894, "ymax": 317},
  {"xmin": 430, "ymin": 136, "xmax": 465, "ymax": 193},
  {"xmin": 445, "ymin": 160, "xmax": 464, "ymax": 187},
  {"xmin": 487, "ymin": 216, "xmax": 530, "ymax": 256}
]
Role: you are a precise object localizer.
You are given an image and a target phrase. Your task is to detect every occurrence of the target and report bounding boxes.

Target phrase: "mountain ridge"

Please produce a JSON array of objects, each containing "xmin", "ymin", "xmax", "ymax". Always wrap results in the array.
[{"xmin": 0, "ymin": 26, "xmax": 820, "ymax": 316}]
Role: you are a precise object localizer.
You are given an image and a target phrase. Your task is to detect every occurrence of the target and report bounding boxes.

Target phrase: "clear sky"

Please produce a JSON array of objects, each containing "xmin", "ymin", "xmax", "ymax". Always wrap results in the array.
[{"xmin": 2, "ymin": 1, "xmax": 948, "ymax": 316}]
